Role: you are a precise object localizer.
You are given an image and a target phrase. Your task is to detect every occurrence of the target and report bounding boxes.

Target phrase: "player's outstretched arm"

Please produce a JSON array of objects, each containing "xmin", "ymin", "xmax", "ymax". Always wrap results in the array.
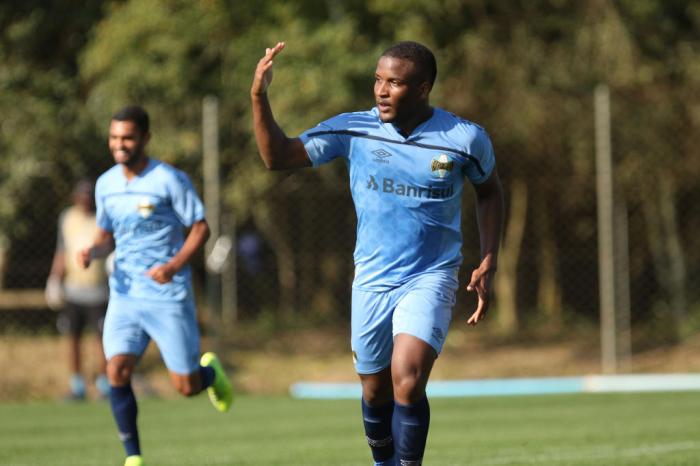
[
  {"xmin": 251, "ymin": 42, "xmax": 311, "ymax": 170},
  {"xmin": 147, "ymin": 219, "xmax": 210, "ymax": 284},
  {"xmin": 466, "ymin": 169, "xmax": 504, "ymax": 326}
]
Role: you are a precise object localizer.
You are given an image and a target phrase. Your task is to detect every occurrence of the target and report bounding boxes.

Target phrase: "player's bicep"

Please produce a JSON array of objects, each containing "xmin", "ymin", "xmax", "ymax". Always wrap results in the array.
[
  {"xmin": 284, "ymin": 138, "xmax": 313, "ymax": 169},
  {"xmin": 472, "ymin": 167, "xmax": 501, "ymax": 200},
  {"xmin": 170, "ymin": 172, "xmax": 205, "ymax": 227}
]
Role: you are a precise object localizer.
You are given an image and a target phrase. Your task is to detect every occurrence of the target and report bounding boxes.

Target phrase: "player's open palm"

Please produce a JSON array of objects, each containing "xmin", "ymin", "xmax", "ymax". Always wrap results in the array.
[{"xmin": 252, "ymin": 42, "xmax": 285, "ymax": 96}]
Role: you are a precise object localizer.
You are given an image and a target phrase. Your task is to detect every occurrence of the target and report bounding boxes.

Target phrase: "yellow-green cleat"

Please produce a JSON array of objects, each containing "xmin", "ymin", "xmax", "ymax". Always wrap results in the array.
[
  {"xmin": 200, "ymin": 352, "xmax": 233, "ymax": 412},
  {"xmin": 124, "ymin": 455, "xmax": 145, "ymax": 466}
]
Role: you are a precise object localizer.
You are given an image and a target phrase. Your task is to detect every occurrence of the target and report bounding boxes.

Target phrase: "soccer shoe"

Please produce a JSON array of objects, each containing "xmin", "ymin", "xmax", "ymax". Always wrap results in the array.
[
  {"xmin": 124, "ymin": 455, "xmax": 145, "ymax": 466},
  {"xmin": 200, "ymin": 352, "xmax": 233, "ymax": 412}
]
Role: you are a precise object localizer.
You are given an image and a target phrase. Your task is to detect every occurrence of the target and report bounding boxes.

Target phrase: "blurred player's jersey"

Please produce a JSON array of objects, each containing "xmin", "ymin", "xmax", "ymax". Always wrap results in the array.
[
  {"xmin": 300, "ymin": 107, "xmax": 495, "ymax": 291},
  {"xmin": 96, "ymin": 158, "xmax": 205, "ymax": 301}
]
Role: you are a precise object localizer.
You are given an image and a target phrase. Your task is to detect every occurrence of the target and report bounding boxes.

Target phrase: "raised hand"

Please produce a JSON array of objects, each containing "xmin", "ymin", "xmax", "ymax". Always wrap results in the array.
[{"xmin": 251, "ymin": 42, "xmax": 285, "ymax": 97}]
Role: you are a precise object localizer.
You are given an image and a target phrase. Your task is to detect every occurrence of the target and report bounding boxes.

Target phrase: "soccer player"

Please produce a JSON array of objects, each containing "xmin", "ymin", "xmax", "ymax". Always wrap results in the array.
[
  {"xmin": 46, "ymin": 179, "xmax": 110, "ymax": 401},
  {"xmin": 77, "ymin": 105, "xmax": 233, "ymax": 466},
  {"xmin": 251, "ymin": 41, "xmax": 503, "ymax": 465}
]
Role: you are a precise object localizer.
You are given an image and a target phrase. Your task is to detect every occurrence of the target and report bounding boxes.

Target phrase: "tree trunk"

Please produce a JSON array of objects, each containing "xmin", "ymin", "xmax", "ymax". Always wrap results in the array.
[
  {"xmin": 494, "ymin": 179, "xmax": 527, "ymax": 335},
  {"xmin": 642, "ymin": 173, "xmax": 687, "ymax": 340},
  {"xmin": 536, "ymin": 203, "xmax": 563, "ymax": 331}
]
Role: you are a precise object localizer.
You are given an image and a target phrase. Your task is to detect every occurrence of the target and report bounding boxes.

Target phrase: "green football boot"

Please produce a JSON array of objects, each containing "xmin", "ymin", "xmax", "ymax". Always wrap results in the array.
[
  {"xmin": 124, "ymin": 455, "xmax": 145, "ymax": 466},
  {"xmin": 200, "ymin": 352, "xmax": 233, "ymax": 412}
]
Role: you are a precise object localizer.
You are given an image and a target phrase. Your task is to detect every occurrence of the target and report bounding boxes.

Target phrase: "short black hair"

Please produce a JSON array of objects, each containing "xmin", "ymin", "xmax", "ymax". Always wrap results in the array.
[
  {"xmin": 112, "ymin": 105, "xmax": 150, "ymax": 134},
  {"xmin": 381, "ymin": 41, "xmax": 437, "ymax": 86}
]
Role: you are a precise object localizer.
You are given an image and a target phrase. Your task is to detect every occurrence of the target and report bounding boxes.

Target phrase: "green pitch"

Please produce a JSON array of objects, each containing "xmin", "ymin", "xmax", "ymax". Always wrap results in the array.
[{"xmin": 0, "ymin": 392, "xmax": 698, "ymax": 465}]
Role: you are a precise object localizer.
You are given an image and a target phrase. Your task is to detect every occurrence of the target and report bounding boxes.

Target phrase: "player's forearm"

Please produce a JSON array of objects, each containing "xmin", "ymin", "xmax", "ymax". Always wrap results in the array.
[
  {"xmin": 89, "ymin": 231, "xmax": 115, "ymax": 259},
  {"xmin": 251, "ymin": 93, "xmax": 296, "ymax": 170},
  {"xmin": 167, "ymin": 220, "xmax": 210, "ymax": 272},
  {"xmin": 475, "ymin": 174, "xmax": 504, "ymax": 270}
]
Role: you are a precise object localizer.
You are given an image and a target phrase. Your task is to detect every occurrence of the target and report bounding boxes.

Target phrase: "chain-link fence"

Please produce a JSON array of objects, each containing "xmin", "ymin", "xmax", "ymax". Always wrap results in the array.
[{"xmin": 1, "ymin": 85, "xmax": 698, "ymax": 378}]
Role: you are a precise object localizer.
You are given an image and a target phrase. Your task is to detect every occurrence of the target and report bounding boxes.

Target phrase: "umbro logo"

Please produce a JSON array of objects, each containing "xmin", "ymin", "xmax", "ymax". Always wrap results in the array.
[
  {"xmin": 372, "ymin": 148, "xmax": 392, "ymax": 164},
  {"xmin": 372, "ymin": 149, "xmax": 392, "ymax": 158}
]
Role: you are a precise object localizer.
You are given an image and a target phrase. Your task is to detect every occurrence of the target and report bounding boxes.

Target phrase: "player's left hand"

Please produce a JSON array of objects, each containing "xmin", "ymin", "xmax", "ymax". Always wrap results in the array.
[
  {"xmin": 466, "ymin": 260, "xmax": 496, "ymax": 326},
  {"xmin": 146, "ymin": 263, "xmax": 177, "ymax": 284}
]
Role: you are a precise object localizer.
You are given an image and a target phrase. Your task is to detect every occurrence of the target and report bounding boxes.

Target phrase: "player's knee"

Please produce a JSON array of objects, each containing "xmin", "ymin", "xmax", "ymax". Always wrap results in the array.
[
  {"xmin": 106, "ymin": 361, "xmax": 133, "ymax": 386},
  {"xmin": 392, "ymin": 370, "xmax": 426, "ymax": 403},
  {"xmin": 360, "ymin": 371, "xmax": 393, "ymax": 405}
]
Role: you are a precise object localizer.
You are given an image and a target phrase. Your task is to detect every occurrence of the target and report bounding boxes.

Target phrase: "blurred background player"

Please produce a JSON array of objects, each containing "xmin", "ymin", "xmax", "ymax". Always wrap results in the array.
[
  {"xmin": 46, "ymin": 179, "xmax": 110, "ymax": 400},
  {"xmin": 252, "ymin": 41, "xmax": 503, "ymax": 465},
  {"xmin": 77, "ymin": 105, "xmax": 232, "ymax": 466}
]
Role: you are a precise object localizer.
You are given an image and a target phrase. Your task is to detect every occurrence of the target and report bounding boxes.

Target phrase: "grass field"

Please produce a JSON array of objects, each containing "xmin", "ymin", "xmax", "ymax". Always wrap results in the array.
[{"xmin": 0, "ymin": 391, "xmax": 698, "ymax": 466}]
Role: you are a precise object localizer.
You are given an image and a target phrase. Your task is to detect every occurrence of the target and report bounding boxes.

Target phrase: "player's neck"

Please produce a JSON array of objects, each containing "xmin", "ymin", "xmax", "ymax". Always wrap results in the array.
[
  {"xmin": 122, "ymin": 155, "xmax": 150, "ymax": 180},
  {"xmin": 395, "ymin": 106, "xmax": 433, "ymax": 138}
]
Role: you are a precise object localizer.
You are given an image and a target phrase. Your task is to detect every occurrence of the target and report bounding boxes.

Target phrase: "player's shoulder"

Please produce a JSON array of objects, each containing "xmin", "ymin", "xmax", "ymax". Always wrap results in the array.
[
  {"xmin": 311, "ymin": 108, "xmax": 381, "ymax": 134},
  {"xmin": 147, "ymin": 158, "xmax": 191, "ymax": 184},
  {"xmin": 149, "ymin": 159, "xmax": 199, "ymax": 197},
  {"xmin": 433, "ymin": 108, "xmax": 491, "ymax": 144},
  {"xmin": 95, "ymin": 164, "xmax": 123, "ymax": 194}
]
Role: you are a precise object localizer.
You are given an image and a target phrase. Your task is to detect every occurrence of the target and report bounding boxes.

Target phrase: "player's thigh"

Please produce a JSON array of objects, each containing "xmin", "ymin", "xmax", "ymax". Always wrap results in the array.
[
  {"xmin": 102, "ymin": 296, "xmax": 150, "ymax": 362},
  {"xmin": 351, "ymin": 287, "xmax": 398, "ymax": 375},
  {"xmin": 392, "ymin": 270, "xmax": 458, "ymax": 356},
  {"xmin": 140, "ymin": 298, "xmax": 201, "ymax": 375}
]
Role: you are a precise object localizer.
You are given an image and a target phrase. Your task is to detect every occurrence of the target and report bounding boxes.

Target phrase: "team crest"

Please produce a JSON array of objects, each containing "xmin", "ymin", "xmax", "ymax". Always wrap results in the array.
[
  {"xmin": 430, "ymin": 154, "xmax": 454, "ymax": 179},
  {"xmin": 137, "ymin": 197, "xmax": 155, "ymax": 218}
]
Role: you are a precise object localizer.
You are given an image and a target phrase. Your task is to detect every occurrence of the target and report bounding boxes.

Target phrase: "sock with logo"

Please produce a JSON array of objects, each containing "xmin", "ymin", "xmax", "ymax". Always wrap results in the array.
[
  {"xmin": 362, "ymin": 398, "xmax": 395, "ymax": 465},
  {"xmin": 199, "ymin": 365, "xmax": 215, "ymax": 390},
  {"xmin": 109, "ymin": 384, "xmax": 140, "ymax": 456},
  {"xmin": 392, "ymin": 396, "xmax": 430, "ymax": 465}
]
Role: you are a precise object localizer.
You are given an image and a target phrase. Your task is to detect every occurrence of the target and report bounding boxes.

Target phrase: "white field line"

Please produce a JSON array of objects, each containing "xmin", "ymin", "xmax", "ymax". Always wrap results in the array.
[{"xmin": 477, "ymin": 440, "xmax": 700, "ymax": 465}]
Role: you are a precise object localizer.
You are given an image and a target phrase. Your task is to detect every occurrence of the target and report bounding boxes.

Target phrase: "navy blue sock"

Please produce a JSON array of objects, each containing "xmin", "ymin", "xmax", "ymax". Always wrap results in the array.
[
  {"xmin": 200, "ymin": 365, "xmax": 215, "ymax": 390},
  {"xmin": 361, "ymin": 398, "xmax": 395, "ymax": 463},
  {"xmin": 109, "ymin": 384, "xmax": 140, "ymax": 456},
  {"xmin": 393, "ymin": 397, "xmax": 430, "ymax": 465}
]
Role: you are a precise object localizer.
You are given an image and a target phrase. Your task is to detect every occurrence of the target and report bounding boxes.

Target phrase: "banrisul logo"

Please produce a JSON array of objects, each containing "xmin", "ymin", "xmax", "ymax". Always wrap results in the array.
[
  {"xmin": 366, "ymin": 175, "xmax": 453, "ymax": 199},
  {"xmin": 430, "ymin": 154, "xmax": 454, "ymax": 179}
]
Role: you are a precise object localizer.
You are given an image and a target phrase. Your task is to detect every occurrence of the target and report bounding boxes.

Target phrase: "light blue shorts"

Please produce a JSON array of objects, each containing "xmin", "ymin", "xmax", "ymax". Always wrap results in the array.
[
  {"xmin": 351, "ymin": 270, "xmax": 458, "ymax": 375},
  {"xmin": 103, "ymin": 294, "xmax": 201, "ymax": 374}
]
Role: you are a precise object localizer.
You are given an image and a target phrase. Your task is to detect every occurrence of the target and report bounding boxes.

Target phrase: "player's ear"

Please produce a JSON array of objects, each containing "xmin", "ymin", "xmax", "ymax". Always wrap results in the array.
[
  {"xmin": 143, "ymin": 131, "xmax": 152, "ymax": 145},
  {"xmin": 419, "ymin": 81, "xmax": 432, "ymax": 99}
]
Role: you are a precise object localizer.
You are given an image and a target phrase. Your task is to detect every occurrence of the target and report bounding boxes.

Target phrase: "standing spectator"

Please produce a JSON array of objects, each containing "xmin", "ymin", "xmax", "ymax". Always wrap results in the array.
[{"xmin": 46, "ymin": 179, "xmax": 111, "ymax": 400}]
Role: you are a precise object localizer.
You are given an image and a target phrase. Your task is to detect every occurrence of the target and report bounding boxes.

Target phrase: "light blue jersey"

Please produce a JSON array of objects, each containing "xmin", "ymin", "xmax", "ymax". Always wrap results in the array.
[
  {"xmin": 96, "ymin": 158, "xmax": 205, "ymax": 301},
  {"xmin": 300, "ymin": 107, "xmax": 495, "ymax": 291}
]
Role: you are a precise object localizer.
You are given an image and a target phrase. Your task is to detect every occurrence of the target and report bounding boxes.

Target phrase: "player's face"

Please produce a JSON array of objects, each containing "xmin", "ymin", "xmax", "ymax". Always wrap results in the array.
[
  {"xmin": 374, "ymin": 56, "xmax": 430, "ymax": 126},
  {"xmin": 108, "ymin": 120, "xmax": 149, "ymax": 167}
]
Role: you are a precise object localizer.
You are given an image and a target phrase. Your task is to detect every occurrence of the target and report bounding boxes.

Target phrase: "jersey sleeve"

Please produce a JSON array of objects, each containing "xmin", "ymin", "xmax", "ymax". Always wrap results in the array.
[
  {"xmin": 95, "ymin": 178, "xmax": 113, "ymax": 232},
  {"xmin": 298, "ymin": 116, "xmax": 350, "ymax": 167},
  {"xmin": 168, "ymin": 169, "xmax": 205, "ymax": 227},
  {"xmin": 462, "ymin": 127, "xmax": 496, "ymax": 185}
]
